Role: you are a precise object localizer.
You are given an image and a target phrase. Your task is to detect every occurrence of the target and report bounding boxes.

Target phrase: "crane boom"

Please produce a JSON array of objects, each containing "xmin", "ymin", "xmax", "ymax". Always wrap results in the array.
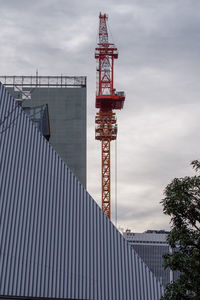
[{"xmin": 95, "ymin": 13, "xmax": 125, "ymax": 219}]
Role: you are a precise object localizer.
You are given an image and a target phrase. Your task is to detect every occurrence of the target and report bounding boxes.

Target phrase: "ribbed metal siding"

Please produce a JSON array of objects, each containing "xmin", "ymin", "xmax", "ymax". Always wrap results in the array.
[{"xmin": 0, "ymin": 83, "xmax": 163, "ymax": 300}]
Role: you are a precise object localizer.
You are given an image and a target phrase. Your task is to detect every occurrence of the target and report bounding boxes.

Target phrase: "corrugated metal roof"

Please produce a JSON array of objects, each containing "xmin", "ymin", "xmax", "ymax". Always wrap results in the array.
[{"xmin": 0, "ymin": 83, "xmax": 163, "ymax": 300}]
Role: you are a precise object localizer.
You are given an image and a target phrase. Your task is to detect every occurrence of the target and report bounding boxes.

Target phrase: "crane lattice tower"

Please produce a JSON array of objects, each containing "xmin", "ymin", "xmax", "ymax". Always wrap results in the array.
[{"xmin": 95, "ymin": 13, "xmax": 125, "ymax": 219}]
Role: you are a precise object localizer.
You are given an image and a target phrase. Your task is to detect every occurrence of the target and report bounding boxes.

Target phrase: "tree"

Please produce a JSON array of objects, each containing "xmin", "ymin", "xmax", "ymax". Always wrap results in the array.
[{"xmin": 161, "ymin": 160, "xmax": 200, "ymax": 300}]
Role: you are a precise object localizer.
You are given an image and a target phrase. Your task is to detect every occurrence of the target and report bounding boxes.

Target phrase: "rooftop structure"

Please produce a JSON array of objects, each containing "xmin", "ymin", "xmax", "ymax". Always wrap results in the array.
[
  {"xmin": 0, "ymin": 83, "xmax": 163, "ymax": 300},
  {"xmin": 0, "ymin": 75, "xmax": 86, "ymax": 88}
]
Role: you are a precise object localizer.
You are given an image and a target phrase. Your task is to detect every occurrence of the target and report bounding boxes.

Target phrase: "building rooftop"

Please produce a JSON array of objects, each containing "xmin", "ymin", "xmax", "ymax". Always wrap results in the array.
[{"xmin": 123, "ymin": 229, "xmax": 169, "ymax": 243}]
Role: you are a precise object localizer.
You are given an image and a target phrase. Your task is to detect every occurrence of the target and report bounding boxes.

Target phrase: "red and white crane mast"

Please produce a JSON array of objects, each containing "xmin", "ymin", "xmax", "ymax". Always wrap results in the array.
[{"xmin": 95, "ymin": 13, "xmax": 125, "ymax": 219}]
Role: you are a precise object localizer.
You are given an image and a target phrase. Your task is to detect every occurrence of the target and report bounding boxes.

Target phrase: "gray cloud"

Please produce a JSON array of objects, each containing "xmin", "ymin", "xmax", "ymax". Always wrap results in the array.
[{"xmin": 0, "ymin": 0, "xmax": 200, "ymax": 232}]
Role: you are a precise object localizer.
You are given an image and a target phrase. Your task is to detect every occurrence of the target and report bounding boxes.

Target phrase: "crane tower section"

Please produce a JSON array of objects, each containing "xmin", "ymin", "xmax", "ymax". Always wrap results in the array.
[{"xmin": 95, "ymin": 13, "xmax": 125, "ymax": 219}]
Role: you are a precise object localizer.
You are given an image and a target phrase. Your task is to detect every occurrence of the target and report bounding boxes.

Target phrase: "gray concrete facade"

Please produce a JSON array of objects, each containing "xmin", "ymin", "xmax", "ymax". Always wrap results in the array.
[{"xmin": 7, "ymin": 84, "xmax": 87, "ymax": 187}]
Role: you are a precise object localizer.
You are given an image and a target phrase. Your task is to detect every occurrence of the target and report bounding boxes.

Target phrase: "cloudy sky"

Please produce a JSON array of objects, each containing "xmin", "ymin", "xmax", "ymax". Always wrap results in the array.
[{"xmin": 1, "ymin": 0, "xmax": 200, "ymax": 232}]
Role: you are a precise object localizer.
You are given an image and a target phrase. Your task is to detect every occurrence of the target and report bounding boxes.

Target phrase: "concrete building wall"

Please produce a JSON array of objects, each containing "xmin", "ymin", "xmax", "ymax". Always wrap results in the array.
[{"xmin": 7, "ymin": 86, "xmax": 87, "ymax": 187}]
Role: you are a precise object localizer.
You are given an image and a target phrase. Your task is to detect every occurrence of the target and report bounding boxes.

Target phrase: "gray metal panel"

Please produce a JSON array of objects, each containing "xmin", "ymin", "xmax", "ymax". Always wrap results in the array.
[{"xmin": 0, "ymin": 83, "xmax": 163, "ymax": 300}]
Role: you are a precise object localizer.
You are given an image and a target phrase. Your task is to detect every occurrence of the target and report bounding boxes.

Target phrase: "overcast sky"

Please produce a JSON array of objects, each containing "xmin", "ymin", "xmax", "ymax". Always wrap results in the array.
[{"xmin": 1, "ymin": 0, "xmax": 200, "ymax": 232}]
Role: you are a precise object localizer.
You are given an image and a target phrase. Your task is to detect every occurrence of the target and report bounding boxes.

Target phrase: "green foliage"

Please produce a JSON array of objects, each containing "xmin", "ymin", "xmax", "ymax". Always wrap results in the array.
[{"xmin": 161, "ymin": 160, "xmax": 200, "ymax": 300}]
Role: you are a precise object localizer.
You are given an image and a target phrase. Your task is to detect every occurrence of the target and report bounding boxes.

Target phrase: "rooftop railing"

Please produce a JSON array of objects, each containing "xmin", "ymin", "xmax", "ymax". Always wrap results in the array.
[{"xmin": 0, "ymin": 76, "xmax": 86, "ymax": 88}]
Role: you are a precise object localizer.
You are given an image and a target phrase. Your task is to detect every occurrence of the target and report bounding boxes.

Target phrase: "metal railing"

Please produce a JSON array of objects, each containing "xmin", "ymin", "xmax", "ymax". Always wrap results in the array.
[{"xmin": 0, "ymin": 76, "xmax": 86, "ymax": 88}]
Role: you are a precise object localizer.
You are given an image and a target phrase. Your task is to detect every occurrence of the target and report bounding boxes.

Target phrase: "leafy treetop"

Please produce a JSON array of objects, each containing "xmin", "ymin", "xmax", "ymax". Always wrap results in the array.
[{"xmin": 161, "ymin": 160, "xmax": 200, "ymax": 300}]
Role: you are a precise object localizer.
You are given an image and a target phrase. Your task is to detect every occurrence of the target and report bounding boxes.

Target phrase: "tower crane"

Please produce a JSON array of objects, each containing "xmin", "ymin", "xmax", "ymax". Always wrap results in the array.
[{"xmin": 95, "ymin": 13, "xmax": 125, "ymax": 219}]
